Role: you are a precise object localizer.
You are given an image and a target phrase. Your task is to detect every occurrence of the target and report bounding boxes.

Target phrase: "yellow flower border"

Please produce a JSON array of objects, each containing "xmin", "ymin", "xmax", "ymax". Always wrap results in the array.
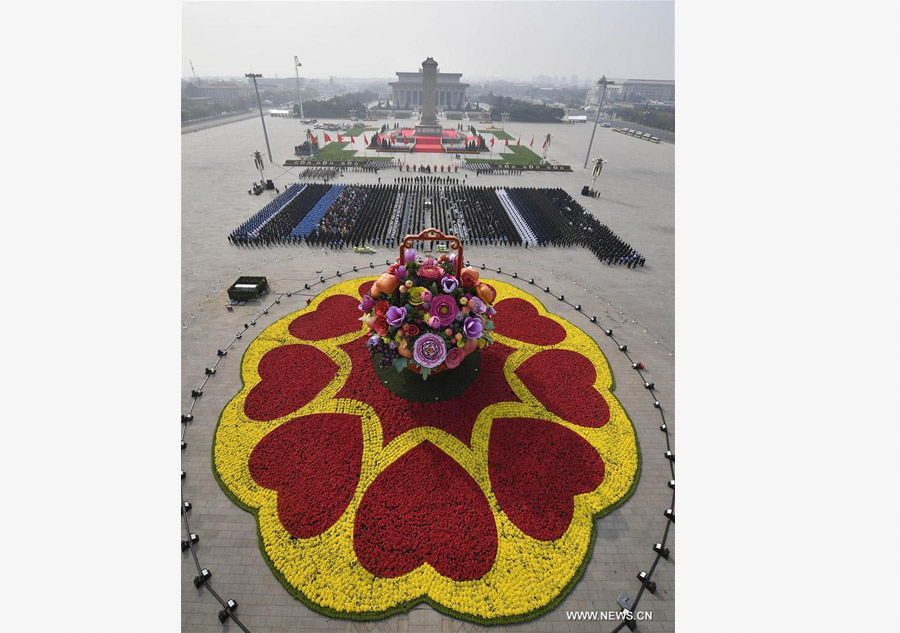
[{"xmin": 212, "ymin": 277, "xmax": 641, "ymax": 624}]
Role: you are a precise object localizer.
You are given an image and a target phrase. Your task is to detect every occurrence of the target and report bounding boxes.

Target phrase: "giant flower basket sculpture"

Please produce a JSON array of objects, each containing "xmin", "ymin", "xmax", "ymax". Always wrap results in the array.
[
  {"xmin": 363, "ymin": 228, "xmax": 495, "ymax": 379},
  {"xmin": 213, "ymin": 273, "xmax": 641, "ymax": 624}
]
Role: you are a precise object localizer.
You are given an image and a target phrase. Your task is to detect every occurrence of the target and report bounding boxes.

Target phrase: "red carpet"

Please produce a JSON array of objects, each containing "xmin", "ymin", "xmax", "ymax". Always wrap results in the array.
[{"xmin": 414, "ymin": 135, "xmax": 444, "ymax": 154}]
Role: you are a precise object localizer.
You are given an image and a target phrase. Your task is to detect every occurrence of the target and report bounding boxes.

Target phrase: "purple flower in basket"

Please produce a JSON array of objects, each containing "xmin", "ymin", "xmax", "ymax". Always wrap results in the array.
[
  {"xmin": 421, "ymin": 289, "xmax": 433, "ymax": 303},
  {"xmin": 463, "ymin": 316, "xmax": 483, "ymax": 339},
  {"xmin": 395, "ymin": 265, "xmax": 408, "ymax": 278},
  {"xmin": 441, "ymin": 276, "xmax": 459, "ymax": 293},
  {"xmin": 404, "ymin": 248, "xmax": 417, "ymax": 263},
  {"xmin": 359, "ymin": 295, "xmax": 375, "ymax": 312},
  {"xmin": 413, "ymin": 333, "xmax": 447, "ymax": 369},
  {"xmin": 427, "ymin": 315, "xmax": 441, "ymax": 329},
  {"xmin": 468, "ymin": 297, "xmax": 486, "ymax": 316},
  {"xmin": 429, "ymin": 294, "xmax": 459, "ymax": 327},
  {"xmin": 385, "ymin": 306, "xmax": 407, "ymax": 328}
]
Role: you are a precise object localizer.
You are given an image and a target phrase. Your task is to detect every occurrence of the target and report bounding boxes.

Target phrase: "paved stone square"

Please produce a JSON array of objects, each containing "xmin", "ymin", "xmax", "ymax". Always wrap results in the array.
[{"xmin": 181, "ymin": 114, "xmax": 674, "ymax": 632}]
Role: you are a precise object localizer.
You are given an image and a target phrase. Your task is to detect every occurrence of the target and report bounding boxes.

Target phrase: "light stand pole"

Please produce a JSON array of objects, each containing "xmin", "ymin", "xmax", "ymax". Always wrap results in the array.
[
  {"xmin": 252, "ymin": 150, "xmax": 265, "ymax": 184},
  {"xmin": 501, "ymin": 112, "xmax": 509, "ymax": 131},
  {"xmin": 294, "ymin": 56, "xmax": 304, "ymax": 119},
  {"xmin": 583, "ymin": 75, "xmax": 614, "ymax": 169},
  {"xmin": 591, "ymin": 156, "xmax": 606, "ymax": 191},
  {"xmin": 246, "ymin": 73, "xmax": 273, "ymax": 163}
]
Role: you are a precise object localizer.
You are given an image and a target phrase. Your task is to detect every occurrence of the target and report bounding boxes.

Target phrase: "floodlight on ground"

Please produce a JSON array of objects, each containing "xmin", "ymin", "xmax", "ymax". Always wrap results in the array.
[
  {"xmin": 636, "ymin": 571, "xmax": 657, "ymax": 593},
  {"xmin": 353, "ymin": 266, "xmax": 358, "ymax": 272},
  {"xmin": 218, "ymin": 599, "xmax": 239, "ymax": 622},
  {"xmin": 644, "ymin": 382, "xmax": 654, "ymax": 390},
  {"xmin": 181, "ymin": 440, "xmax": 187, "ymax": 450},
  {"xmin": 193, "ymin": 568, "xmax": 211, "ymax": 587},
  {"xmin": 590, "ymin": 316, "xmax": 597, "ymax": 323},
  {"xmin": 575, "ymin": 305, "xmax": 581, "ymax": 311},
  {"xmin": 653, "ymin": 543, "xmax": 670, "ymax": 559},
  {"xmin": 191, "ymin": 389, "xmax": 203, "ymax": 397},
  {"xmin": 337, "ymin": 271, "xmax": 342, "ymax": 277},
  {"xmin": 664, "ymin": 509, "xmax": 675, "ymax": 522},
  {"xmin": 183, "ymin": 501, "xmax": 192, "ymax": 512},
  {"xmin": 182, "ymin": 414, "xmax": 193, "ymax": 423},
  {"xmin": 668, "ymin": 480, "xmax": 675, "ymax": 489},
  {"xmin": 181, "ymin": 533, "xmax": 199, "ymax": 551},
  {"xmin": 217, "ymin": 349, "xmax": 227, "ymax": 357},
  {"xmin": 665, "ymin": 451, "xmax": 674, "ymax": 461},
  {"xmin": 513, "ymin": 272, "xmax": 518, "ymax": 278},
  {"xmin": 605, "ymin": 329, "xmax": 613, "ymax": 336},
  {"xmin": 181, "ymin": 470, "xmax": 186, "ymax": 480},
  {"xmin": 205, "ymin": 367, "xmax": 216, "ymax": 375},
  {"xmin": 529, "ymin": 278, "xmax": 534, "ymax": 284},
  {"xmin": 618, "ymin": 344, "xmax": 627, "ymax": 351}
]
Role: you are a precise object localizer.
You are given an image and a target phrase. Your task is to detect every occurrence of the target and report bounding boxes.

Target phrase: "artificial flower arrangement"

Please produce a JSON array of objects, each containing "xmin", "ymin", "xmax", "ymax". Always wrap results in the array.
[{"xmin": 360, "ymin": 236, "xmax": 497, "ymax": 379}]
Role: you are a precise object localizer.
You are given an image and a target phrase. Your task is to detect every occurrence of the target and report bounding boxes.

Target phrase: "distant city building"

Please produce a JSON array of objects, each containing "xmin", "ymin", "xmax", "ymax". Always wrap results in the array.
[
  {"xmin": 389, "ymin": 65, "xmax": 469, "ymax": 109},
  {"xmin": 197, "ymin": 80, "xmax": 253, "ymax": 104},
  {"xmin": 585, "ymin": 79, "xmax": 675, "ymax": 106}
]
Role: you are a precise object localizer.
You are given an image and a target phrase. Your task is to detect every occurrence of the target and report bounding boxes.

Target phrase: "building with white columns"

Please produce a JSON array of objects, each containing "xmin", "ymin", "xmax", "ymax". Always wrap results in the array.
[{"xmin": 389, "ymin": 65, "xmax": 469, "ymax": 110}]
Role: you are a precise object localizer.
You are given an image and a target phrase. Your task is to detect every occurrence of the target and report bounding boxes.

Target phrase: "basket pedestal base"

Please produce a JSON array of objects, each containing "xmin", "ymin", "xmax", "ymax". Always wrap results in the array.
[{"xmin": 371, "ymin": 351, "xmax": 481, "ymax": 402}]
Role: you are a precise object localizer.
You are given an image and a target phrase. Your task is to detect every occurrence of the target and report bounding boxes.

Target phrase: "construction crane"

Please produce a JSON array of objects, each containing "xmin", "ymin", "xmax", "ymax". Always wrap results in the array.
[{"xmin": 190, "ymin": 60, "xmax": 202, "ymax": 86}]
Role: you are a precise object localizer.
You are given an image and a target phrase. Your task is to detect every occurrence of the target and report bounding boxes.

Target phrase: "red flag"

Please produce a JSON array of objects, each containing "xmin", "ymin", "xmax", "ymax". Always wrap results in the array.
[
  {"xmin": 390, "ymin": 137, "xmax": 395, "ymax": 144},
  {"xmin": 350, "ymin": 136, "xmax": 355, "ymax": 145},
  {"xmin": 530, "ymin": 135, "xmax": 534, "ymax": 147},
  {"xmin": 542, "ymin": 138, "xmax": 548, "ymax": 149},
  {"xmin": 516, "ymin": 137, "xmax": 520, "ymax": 147},
  {"xmin": 310, "ymin": 135, "xmax": 318, "ymax": 145},
  {"xmin": 490, "ymin": 137, "xmax": 495, "ymax": 147},
  {"xmin": 364, "ymin": 134, "xmax": 368, "ymax": 144},
  {"xmin": 324, "ymin": 133, "xmax": 332, "ymax": 142},
  {"xmin": 338, "ymin": 134, "xmax": 344, "ymax": 143},
  {"xmin": 504, "ymin": 138, "xmax": 509, "ymax": 147}
]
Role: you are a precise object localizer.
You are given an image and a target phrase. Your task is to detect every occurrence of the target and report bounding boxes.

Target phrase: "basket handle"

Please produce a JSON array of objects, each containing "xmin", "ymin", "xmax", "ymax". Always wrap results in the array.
[{"xmin": 399, "ymin": 228, "xmax": 463, "ymax": 278}]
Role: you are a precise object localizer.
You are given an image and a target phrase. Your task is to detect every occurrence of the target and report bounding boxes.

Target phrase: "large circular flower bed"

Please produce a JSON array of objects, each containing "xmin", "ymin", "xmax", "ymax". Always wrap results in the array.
[{"xmin": 213, "ymin": 277, "xmax": 640, "ymax": 624}]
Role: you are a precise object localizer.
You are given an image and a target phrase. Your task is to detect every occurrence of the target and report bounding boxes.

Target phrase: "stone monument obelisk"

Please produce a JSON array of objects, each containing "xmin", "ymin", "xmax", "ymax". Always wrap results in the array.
[{"xmin": 415, "ymin": 57, "xmax": 443, "ymax": 136}]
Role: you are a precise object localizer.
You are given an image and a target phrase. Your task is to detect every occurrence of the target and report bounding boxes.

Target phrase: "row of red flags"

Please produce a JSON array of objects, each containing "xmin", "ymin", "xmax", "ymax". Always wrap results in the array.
[{"xmin": 313, "ymin": 133, "xmax": 548, "ymax": 149}]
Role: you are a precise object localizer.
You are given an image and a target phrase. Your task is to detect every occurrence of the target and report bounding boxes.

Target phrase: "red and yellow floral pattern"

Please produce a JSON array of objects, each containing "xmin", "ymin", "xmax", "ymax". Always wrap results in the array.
[{"xmin": 213, "ymin": 277, "xmax": 640, "ymax": 623}]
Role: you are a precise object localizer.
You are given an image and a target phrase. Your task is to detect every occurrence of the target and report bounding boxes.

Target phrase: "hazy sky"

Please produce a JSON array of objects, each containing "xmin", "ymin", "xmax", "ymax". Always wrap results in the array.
[{"xmin": 183, "ymin": 1, "xmax": 674, "ymax": 82}]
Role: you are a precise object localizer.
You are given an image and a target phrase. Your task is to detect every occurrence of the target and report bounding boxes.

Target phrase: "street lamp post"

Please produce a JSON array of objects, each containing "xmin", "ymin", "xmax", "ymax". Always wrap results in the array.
[
  {"xmin": 246, "ymin": 73, "xmax": 273, "ymax": 163},
  {"xmin": 501, "ymin": 112, "xmax": 509, "ymax": 131},
  {"xmin": 583, "ymin": 75, "xmax": 614, "ymax": 169},
  {"xmin": 294, "ymin": 56, "xmax": 304, "ymax": 119}
]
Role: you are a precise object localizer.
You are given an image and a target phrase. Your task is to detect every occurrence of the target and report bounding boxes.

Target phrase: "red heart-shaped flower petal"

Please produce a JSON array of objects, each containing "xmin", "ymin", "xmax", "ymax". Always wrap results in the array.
[
  {"xmin": 289, "ymin": 294, "xmax": 363, "ymax": 340},
  {"xmin": 358, "ymin": 280, "xmax": 374, "ymax": 297},
  {"xmin": 249, "ymin": 413, "xmax": 363, "ymax": 539},
  {"xmin": 491, "ymin": 298, "xmax": 567, "ymax": 345},
  {"xmin": 354, "ymin": 441, "xmax": 497, "ymax": 581},
  {"xmin": 515, "ymin": 349, "xmax": 610, "ymax": 428},
  {"xmin": 244, "ymin": 344, "xmax": 338, "ymax": 421},
  {"xmin": 489, "ymin": 417, "xmax": 605, "ymax": 540}
]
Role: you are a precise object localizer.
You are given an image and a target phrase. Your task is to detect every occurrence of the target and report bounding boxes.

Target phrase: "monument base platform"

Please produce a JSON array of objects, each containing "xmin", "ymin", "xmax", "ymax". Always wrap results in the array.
[{"xmin": 415, "ymin": 124, "xmax": 444, "ymax": 136}]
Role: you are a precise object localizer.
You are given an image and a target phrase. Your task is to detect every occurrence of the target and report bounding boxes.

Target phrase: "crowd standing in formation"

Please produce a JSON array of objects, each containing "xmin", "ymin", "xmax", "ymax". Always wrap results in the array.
[
  {"xmin": 298, "ymin": 167, "xmax": 340, "ymax": 181},
  {"xmin": 228, "ymin": 184, "xmax": 644, "ymax": 267}
]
